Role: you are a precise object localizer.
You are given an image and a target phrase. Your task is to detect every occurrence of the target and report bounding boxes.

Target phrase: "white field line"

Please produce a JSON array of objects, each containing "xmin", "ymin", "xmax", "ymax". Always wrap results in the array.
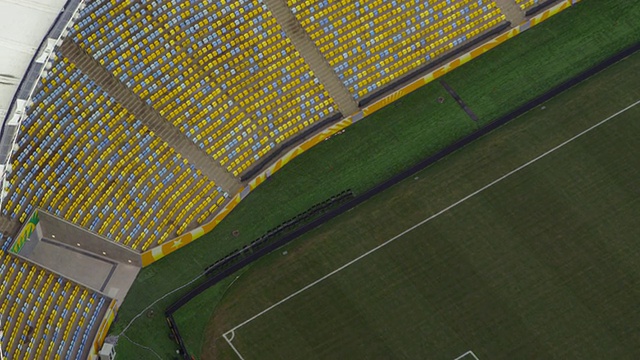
[
  {"xmin": 223, "ymin": 331, "xmax": 246, "ymax": 360},
  {"xmin": 453, "ymin": 350, "xmax": 480, "ymax": 360},
  {"xmin": 118, "ymin": 272, "xmax": 206, "ymax": 337},
  {"xmin": 223, "ymin": 99, "xmax": 640, "ymax": 354},
  {"xmin": 121, "ymin": 334, "xmax": 163, "ymax": 360}
]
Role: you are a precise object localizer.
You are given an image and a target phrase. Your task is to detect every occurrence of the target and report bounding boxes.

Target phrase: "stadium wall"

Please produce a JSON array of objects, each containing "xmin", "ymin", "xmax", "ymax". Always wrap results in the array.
[
  {"xmin": 140, "ymin": 0, "xmax": 583, "ymax": 266},
  {"xmin": 0, "ymin": 3, "xmax": 127, "ymax": 359},
  {"xmin": 9, "ymin": 209, "xmax": 39, "ymax": 253},
  {"xmin": 88, "ymin": 298, "xmax": 118, "ymax": 360}
]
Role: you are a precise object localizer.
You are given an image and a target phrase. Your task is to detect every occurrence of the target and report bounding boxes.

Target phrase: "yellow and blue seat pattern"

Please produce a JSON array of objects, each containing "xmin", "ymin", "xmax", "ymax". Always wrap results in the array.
[
  {"xmin": 287, "ymin": 0, "xmax": 506, "ymax": 99},
  {"xmin": 72, "ymin": 0, "xmax": 339, "ymax": 177},
  {"xmin": 3, "ymin": 54, "xmax": 228, "ymax": 251},
  {"xmin": 0, "ymin": 239, "xmax": 107, "ymax": 360},
  {"xmin": 515, "ymin": 0, "xmax": 541, "ymax": 10}
]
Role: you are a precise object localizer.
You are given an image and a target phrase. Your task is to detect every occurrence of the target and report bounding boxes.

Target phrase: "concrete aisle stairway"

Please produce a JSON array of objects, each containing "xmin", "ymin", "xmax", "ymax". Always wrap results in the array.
[
  {"xmin": 495, "ymin": 0, "xmax": 527, "ymax": 26},
  {"xmin": 0, "ymin": 214, "xmax": 21, "ymax": 240},
  {"xmin": 262, "ymin": 0, "xmax": 359, "ymax": 116},
  {"xmin": 59, "ymin": 41, "xmax": 242, "ymax": 194}
]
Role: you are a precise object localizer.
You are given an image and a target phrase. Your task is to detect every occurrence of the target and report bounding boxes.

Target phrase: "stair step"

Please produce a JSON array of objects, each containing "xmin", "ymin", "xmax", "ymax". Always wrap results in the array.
[
  {"xmin": 262, "ymin": 0, "xmax": 358, "ymax": 115},
  {"xmin": 59, "ymin": 40, "xmax": 242, "ymax": 195}
]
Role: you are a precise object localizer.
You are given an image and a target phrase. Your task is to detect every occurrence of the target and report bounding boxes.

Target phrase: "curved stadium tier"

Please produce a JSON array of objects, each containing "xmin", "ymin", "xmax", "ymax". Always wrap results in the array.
[
  {"xmin": 288, "ymin": 0, "xmax": 506, "ymax": 100},
  {"xmin": 6, "ymin": 54, "xmax": 229, "ymax": 250},
  {"xmin": 0, "ymin": 0, "xmax": 572, "ymax": 358}
]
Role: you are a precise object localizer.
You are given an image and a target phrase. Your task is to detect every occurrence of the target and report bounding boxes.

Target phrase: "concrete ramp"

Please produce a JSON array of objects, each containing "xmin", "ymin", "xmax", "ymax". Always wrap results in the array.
[{"xmin": 9, "ymin": 209, "xmax": 140, "ymax": 304}]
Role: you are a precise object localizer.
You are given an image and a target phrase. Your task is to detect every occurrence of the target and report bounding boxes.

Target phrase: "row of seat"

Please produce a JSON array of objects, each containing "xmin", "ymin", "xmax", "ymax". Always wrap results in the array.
[
  {"xmin": 288, "ymin": 0, "xmax": 506, "ymax": 99},
  {"xmin": 71, "ymin": 0, "xmax": 339, "ymax": 177},
  {"xmin": 350, "ymin": 6, "xmax": 505, "ymax": 97},
  {"xmin": 4, "ymin": 53, "xmax": 230, "ymax": 251},
  {"xmin": 0, "ymin": 247, "xmax": 106, "ymax": 360},
  {"xmin": 515, "ymin": 0, "xmax": 541, "ymax": 10}
]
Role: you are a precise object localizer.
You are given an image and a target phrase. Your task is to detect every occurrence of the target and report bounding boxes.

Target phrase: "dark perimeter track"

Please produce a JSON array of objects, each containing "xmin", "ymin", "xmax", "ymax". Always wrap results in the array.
[{"xmin": 164, "ymin": 41, "xmax": 640, "ymax": 360}]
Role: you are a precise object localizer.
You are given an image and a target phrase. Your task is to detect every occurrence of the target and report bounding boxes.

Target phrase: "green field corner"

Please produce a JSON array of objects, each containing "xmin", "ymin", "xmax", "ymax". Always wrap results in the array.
[
  {"xmin": 206, "ymin": 46, "xmax": 640, "ymax": 360},
  {"xmin": 111, "ymin": 1, "xmax": 640, "ymax": 358}
]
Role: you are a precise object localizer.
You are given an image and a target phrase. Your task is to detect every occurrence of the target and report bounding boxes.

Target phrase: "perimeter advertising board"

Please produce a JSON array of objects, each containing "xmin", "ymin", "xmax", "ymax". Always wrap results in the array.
[{"xmin": 10, "ymin": 210, "xmax": 39, "ymax": 253}]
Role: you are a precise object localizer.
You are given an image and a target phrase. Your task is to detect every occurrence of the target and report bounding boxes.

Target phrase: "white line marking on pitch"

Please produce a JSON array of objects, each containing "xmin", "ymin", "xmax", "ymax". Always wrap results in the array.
[
  {"xmin": 454, "ymin": 350, "xmax": 480, "ymax": 360},
  {"xmin": 223, "ymin": 99, "xmax": 640, "ymax": 357},
  {"xmin": 223, "ymin": 331, "xmax": 245, "ymax": 360}
]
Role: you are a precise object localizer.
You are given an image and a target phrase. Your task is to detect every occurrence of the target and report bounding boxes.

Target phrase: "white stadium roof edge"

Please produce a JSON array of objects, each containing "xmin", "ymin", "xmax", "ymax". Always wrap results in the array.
[
  {"xmin": 0, "ymin": 0, "xmax": 67, "ymax": 122},
  {"xmin": 0, "ymin": 0, "xmax": 83, "ymax": 207}
]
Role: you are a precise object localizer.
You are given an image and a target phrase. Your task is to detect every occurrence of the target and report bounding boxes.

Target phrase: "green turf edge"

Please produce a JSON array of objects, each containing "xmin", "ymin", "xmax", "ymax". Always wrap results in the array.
[
  {"xmin": 205, "ymin": 46, "xmax": 640, "ymax": 360},
  {"xmin": 112, "ymin": 1, "xmax": 640, "ymax": 358}
]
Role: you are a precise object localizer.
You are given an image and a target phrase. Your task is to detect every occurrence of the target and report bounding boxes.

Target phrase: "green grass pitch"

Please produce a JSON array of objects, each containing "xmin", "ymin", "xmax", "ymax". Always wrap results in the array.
[
  {"xmin": 110, "ymin": 1, "xmax": 640, "ymax": 358},
  {"xmin": 204, "ymin": 49, "xmax": 640, "ymax": 359}
]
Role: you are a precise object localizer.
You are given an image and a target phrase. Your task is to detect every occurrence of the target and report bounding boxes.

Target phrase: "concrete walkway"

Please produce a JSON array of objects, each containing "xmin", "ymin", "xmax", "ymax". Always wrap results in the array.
[
  {"xmin": 0, "ymin": 214, "xmax": 21, "ymax": 240},
  {"xmin": 60, "ymin": 40, "xmax": 242, "ymax": 193},
  {"xmin": 495, "ymin": 0, "xmax": 526, "ymax": 26},
  {"xmin": 262, "ymin": 0, "xmax": 359, "ymax": 116}
]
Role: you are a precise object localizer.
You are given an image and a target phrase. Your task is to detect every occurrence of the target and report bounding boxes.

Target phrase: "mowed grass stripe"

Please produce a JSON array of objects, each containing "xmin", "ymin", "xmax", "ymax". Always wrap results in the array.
[
  {"xmin": 117, "ymin": 2, "xmax": 640, "ymax": 358},
  {"xmin": 224, "ymin": 98, "xmax": 640, "ymax": 337},
  {"xmin": 204, "ymin": 53, "xmax": 640, "ymax": 359},
  {"xmin": 221, "ymin": 102, "xmax": 640, "ymax": 359},
  {"xmin": 224, "ymin": 101, "xmax": 640, "ymax": 360}
]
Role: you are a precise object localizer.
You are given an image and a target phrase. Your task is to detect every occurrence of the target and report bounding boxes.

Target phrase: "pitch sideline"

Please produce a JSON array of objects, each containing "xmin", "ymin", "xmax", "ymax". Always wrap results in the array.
[
  {"xmin": 223, "ymin": 331, "xmax": 245, "ymax": 360},
  {"xmin": 453, "ymin": 350, "xmax": 480, "ymax": 360},
  {"xmin": 223, "ymin": 99, "xmax": 640, "ymax": 358}
]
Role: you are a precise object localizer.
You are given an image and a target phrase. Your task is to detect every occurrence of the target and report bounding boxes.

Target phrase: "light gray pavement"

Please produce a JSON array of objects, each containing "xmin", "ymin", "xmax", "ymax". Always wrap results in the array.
[{"xmin": 495, "ymin": 0, "xmax": 526, "ymax": 26}]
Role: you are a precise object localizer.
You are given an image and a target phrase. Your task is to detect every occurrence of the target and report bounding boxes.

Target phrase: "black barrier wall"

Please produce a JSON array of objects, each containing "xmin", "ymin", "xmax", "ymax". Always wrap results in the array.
[
  {"xmin": 358, "ymin": 22, "xmax": 511, "ymax": 107},
  {"xmin": 164, "ymin": 41, "xmax": 640, "ymax": 359},
  {"xmin": 166, "ymin": 190, "xmax": 355, "ymax": 315},
  {"xmin": 526, "ymin": 0, "xmax": 559, "ymax": 17},
  {"xmin": 240, "ymin": 112, "xmax": 344, "ymax": 181}
]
